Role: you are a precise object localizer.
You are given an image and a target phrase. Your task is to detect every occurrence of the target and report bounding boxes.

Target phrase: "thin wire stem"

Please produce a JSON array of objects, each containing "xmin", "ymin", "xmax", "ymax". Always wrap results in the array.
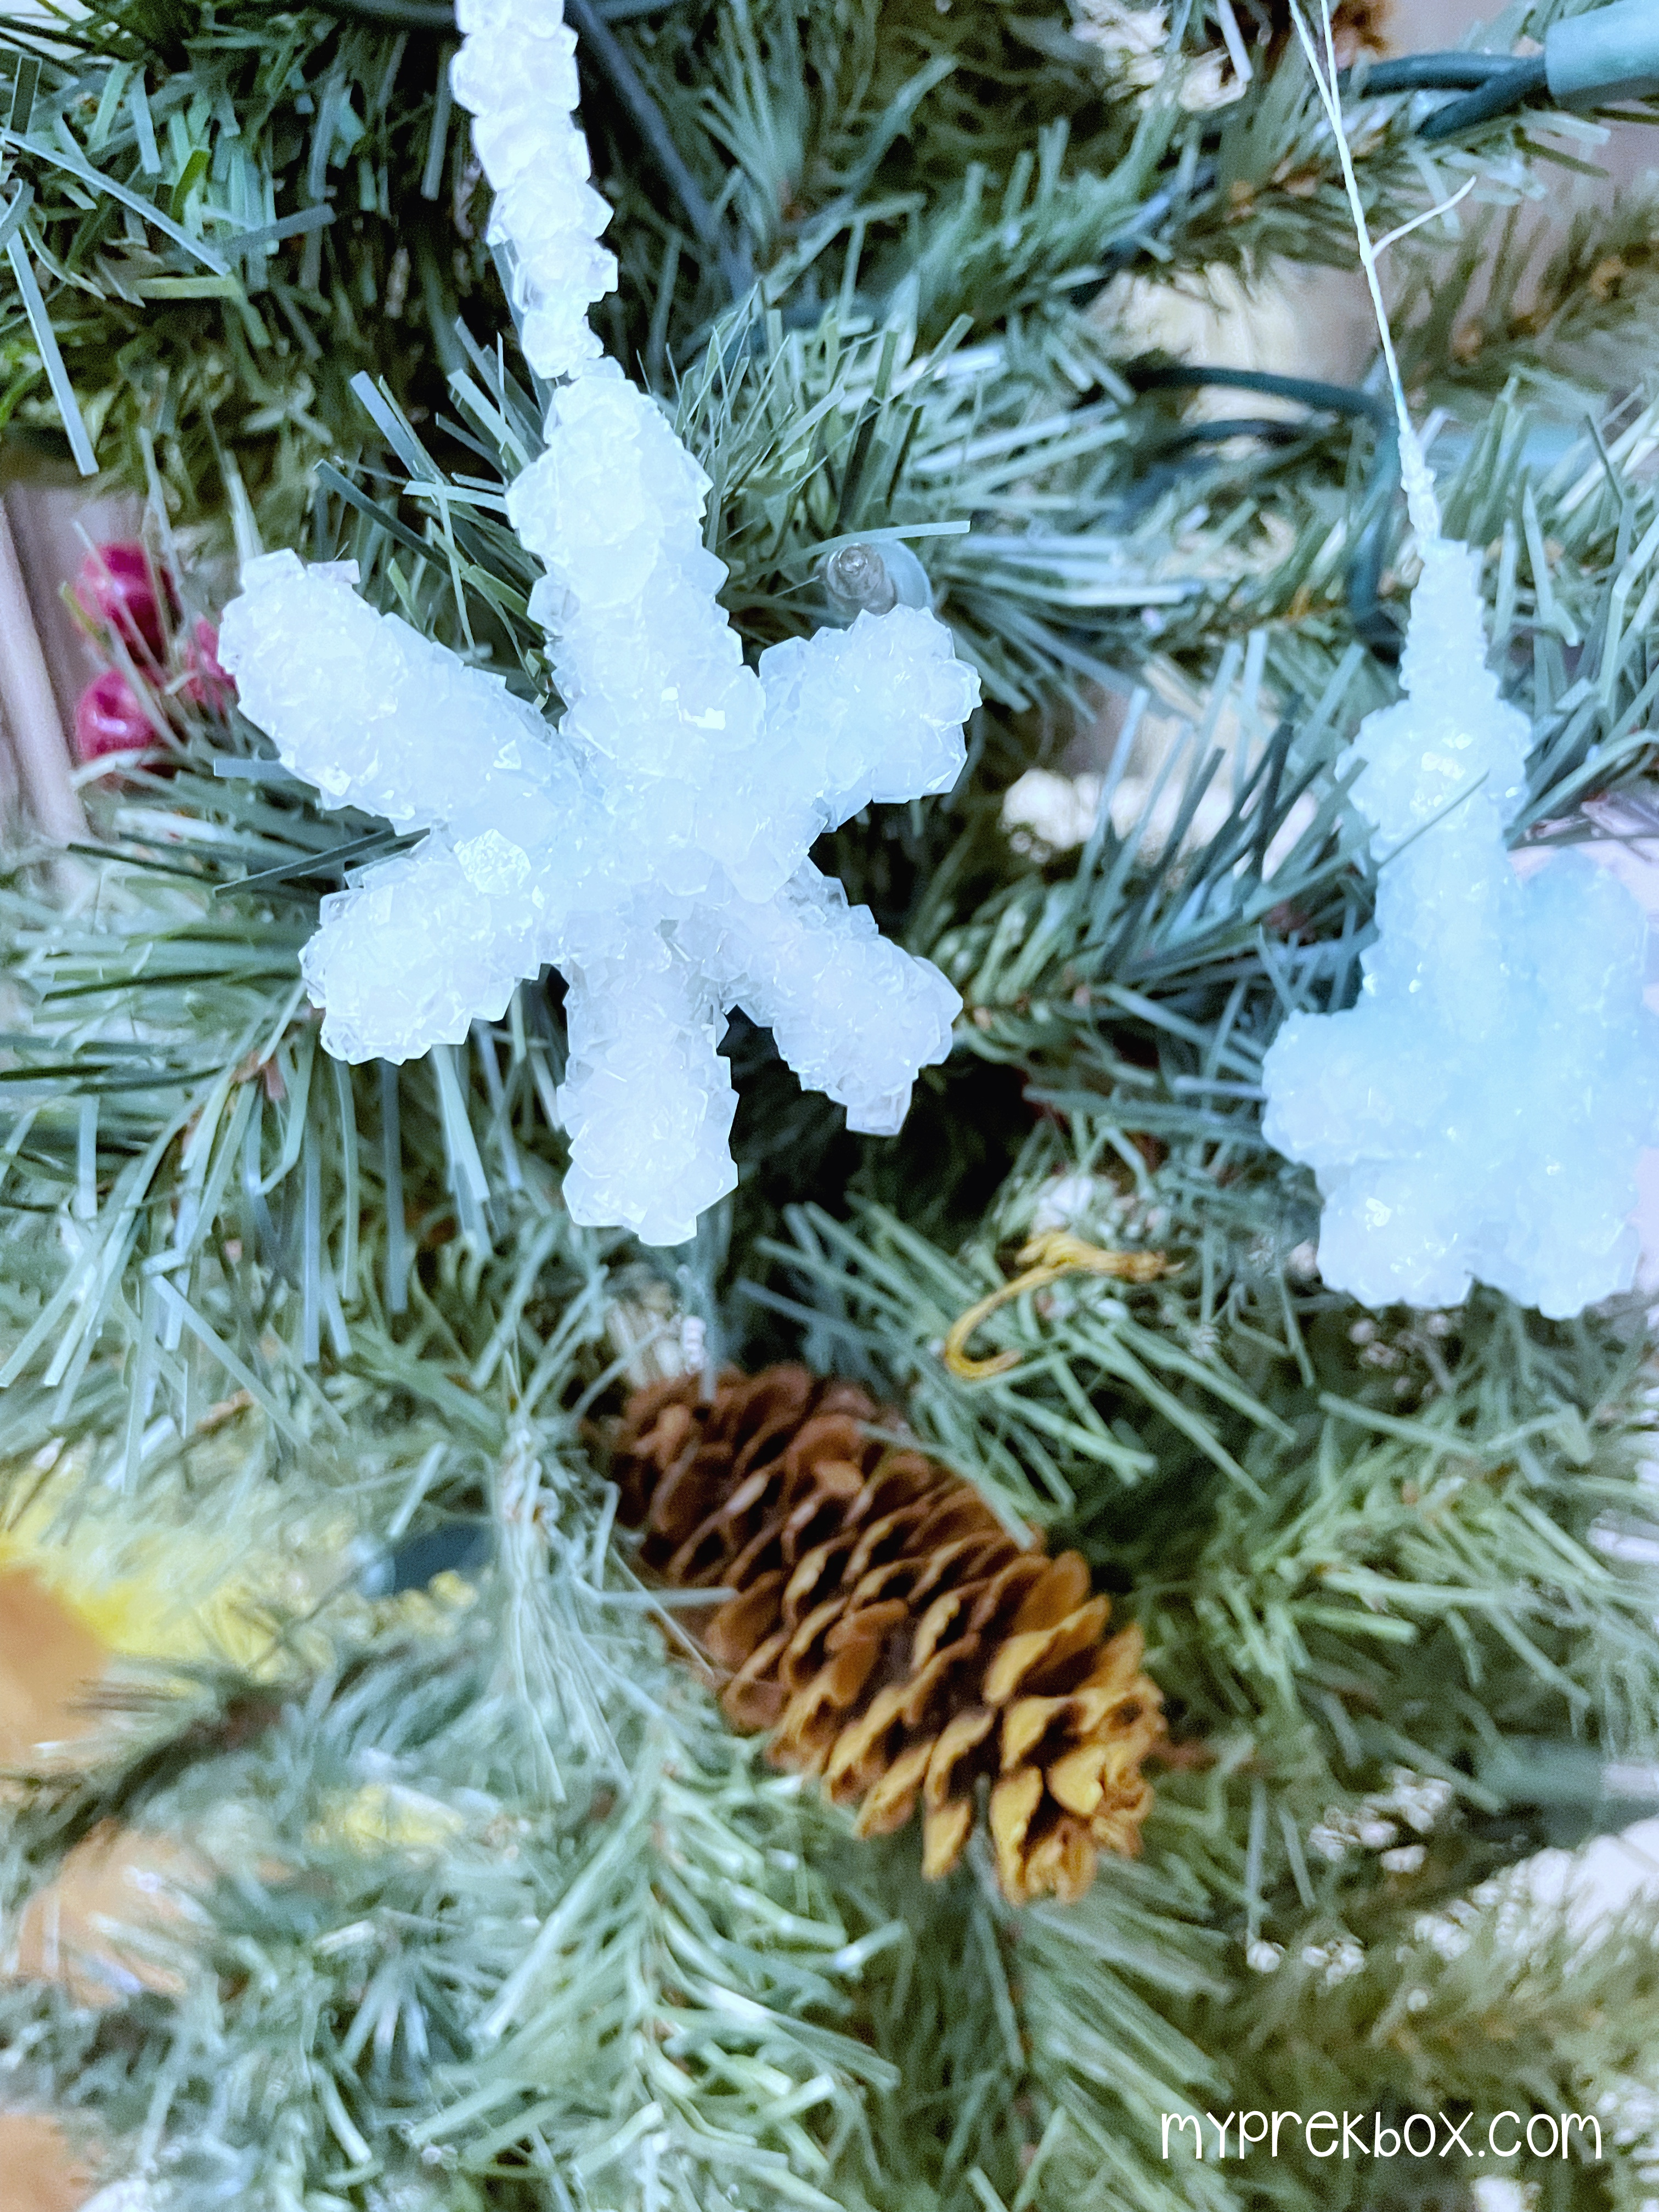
[
  {"xmin": 1130, "ymin": 363, "xmax": 1392, "ymax": 424},
  {"xmin": 1287, "ymin": 0, "xmax": 1440, "ymax": 540}
]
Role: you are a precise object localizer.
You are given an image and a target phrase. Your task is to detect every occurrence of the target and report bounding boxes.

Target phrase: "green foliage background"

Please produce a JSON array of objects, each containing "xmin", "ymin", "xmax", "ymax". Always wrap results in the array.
[{"xmin": 3, "ymin": 2, "xmax": 1659, "ymax": 2209}]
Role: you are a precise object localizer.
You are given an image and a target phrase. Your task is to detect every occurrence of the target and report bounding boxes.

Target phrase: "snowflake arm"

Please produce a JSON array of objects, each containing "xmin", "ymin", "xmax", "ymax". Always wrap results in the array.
[
  {"xmin": 300, "ymin": 847, "xmax": 541, "ymax": 1063},
  {"xmin": 695, "ymin": 871, "xmax": 961, "ymax": 1138},
  {"xmin": 217, "ymin": 552, "xmax": 585, "ymax": 851},
  {"xmin": 450, "ymin": 0, "xmax": 616, "ymax": 381},
  {"xmin": 557, "ymin": 933, "xmax": 739, "ymax": 1245}
]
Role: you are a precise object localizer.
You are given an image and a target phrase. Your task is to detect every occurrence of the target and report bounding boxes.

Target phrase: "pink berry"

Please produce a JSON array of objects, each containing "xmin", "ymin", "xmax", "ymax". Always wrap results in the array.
[
  {"xmin": 181, "ymin": 618, "xmax": 236, "ymax": 713},
  {"xmin": 75, "ymin": 668, "xmax": 155, "ymax": 761},
  {"xmin": 75, "ymin": 542, "xmax": 176, "ymax": 660}
]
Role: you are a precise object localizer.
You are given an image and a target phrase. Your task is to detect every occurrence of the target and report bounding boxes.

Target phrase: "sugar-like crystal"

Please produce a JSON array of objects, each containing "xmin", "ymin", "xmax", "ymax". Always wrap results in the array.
[
  {"xmin": 1262, "ymin": 536, "xmax": 1659, "ymax": 1318},
  {"xmin": 558, "ymin": 930, "xmax": 740, "ymax": 1237},
  {"xmin": 450, "ymin": 0, "xmax": 616, "ymax": 383}
]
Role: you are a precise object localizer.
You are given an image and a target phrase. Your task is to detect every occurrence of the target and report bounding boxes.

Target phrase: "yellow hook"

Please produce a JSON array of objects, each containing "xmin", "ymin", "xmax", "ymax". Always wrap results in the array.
[{"xmin": 943, "ymin": 1230, "xmax": 1175, "ymax": 1381}]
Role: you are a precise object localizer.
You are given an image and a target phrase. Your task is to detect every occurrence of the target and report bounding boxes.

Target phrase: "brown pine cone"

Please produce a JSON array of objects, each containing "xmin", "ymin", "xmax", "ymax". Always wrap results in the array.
[{"xmin": 612, "ymin": 1364, "xmax": 1164, "ymax": 1906}]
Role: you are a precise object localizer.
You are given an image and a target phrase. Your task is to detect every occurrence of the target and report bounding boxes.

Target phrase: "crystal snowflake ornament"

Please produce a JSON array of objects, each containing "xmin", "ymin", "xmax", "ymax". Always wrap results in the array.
[
  {"xmin": 1256, "ymin": 0, "xmax": 1659, "ymax": 1321},
  {"xmin": 1262, "ymin": 535, "xmax": 1659, "ymax": 1318},
  {"xmin": 217, "ymin": 0, "xmax": 979, "ymax": 1249}
]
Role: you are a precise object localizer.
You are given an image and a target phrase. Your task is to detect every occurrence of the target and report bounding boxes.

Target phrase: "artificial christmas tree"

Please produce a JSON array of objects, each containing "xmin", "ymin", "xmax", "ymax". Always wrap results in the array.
[{"xmin": 2, "ymin": 1, "xmax": 1659, "ymax": 2209}]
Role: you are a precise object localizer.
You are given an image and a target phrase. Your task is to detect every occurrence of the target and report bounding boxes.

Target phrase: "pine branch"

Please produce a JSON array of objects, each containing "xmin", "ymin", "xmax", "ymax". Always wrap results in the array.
[
  {"xmin": 0, "ymin": 1581, "xmax": 936, "ymax": 2210},
  {"xmin": 4, "ymin": 8, "xmax": 1659, "ymax": 2205},
  {"xmin": 0, "ymin": 1, "xmax": 488, "ymax": 524},
  {"xmin": 1395, "ymin": 187, "xmax": 1659, "ymax": 409}
]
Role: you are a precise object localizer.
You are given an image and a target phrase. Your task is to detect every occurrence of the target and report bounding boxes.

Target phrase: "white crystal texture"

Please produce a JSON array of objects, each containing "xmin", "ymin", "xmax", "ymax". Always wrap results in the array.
[
  {"xmin": 219, "ymin": 532, "xmax": 975, "ymax": 1246},
  {"xmin": 558, "ymin": 931, "xmax": 740, "ymax": 1235},
  {"xmin": 450, "ymin": 0, "xmax": 616, "ymax": 382},
  {"xmin": 217, "ymin": 7, "xmax": 981, "ymax": 1247},
  {"xmin": 1261, "ymin": 537, "xmax": 1659, "ymax": 1318}
]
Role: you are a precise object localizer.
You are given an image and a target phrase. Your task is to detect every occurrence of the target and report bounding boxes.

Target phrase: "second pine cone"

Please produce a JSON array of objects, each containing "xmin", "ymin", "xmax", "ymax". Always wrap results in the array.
[{"xmin": 612, "ymin": 1364, "xmax": 1163, "ymax": 1905}]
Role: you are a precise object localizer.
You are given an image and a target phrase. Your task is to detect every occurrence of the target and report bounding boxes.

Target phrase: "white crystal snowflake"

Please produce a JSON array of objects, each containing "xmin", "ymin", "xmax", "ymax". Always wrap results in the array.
[
  {"xmin": 219, "ymin": 533, "xmax": 974, "ymax": 1248},
  {"xmin": 1261, "ymin": 536, "xmax": 1659, "ymax": 1319},
  {"xmin": 210, "ymin": 0, "xmax": 984, "ymax": 1246},
  {"xmin": 217, "ymin": 0, "xmax": 980, "ymax": 1248}
]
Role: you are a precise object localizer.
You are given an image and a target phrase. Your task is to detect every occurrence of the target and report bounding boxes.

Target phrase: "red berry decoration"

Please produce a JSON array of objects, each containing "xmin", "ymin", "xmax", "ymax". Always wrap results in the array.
[
  {"xmin": 75, "ymin": 543, "xmax": 176, "ymax": 661},
  {"xmin": 181, "ymin": 619, "xmax": 236, "ymax": 714},
  {"xmin": 75, "ymin": 669, "xmax": 156, "ymax": 762}
]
